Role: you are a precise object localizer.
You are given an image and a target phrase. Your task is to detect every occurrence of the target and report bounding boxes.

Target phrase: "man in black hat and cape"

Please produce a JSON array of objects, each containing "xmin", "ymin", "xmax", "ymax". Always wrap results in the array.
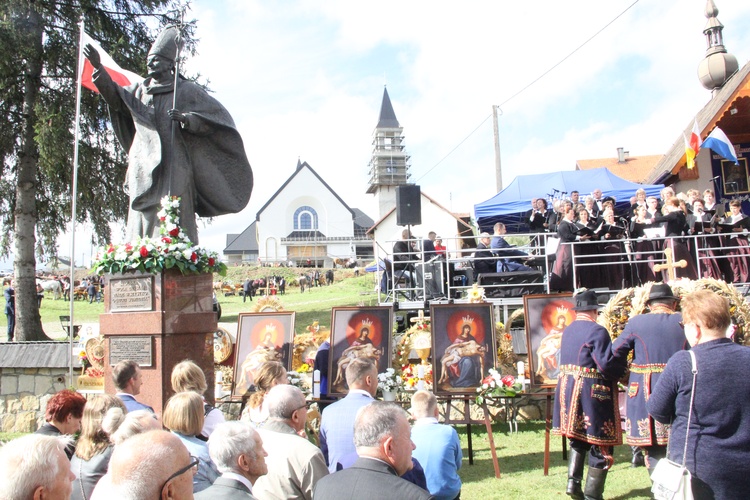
[
  {"xmin": 553, "ymin": 290, "xmax": 627, "ymax": 500},
  {"xmin": 611, "ymin": 283, "xmax": 688, "ymax": 474},
  {"xmin": 83, "ymin": 26, "xmax": 252, "ymax": 243}
]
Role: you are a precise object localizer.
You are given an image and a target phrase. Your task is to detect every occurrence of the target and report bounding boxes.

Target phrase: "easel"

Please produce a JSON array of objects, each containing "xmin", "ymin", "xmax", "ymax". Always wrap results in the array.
[{"xmin": 440, "ymin": 395, "xmax": 501, "ymax": 478}]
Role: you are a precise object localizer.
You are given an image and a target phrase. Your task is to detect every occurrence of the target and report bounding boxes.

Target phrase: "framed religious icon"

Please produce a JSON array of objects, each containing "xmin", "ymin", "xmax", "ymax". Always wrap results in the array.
[
  {"xmin": 233, "ymin": 311, "xmax": 295, "ymax": 396},
  {"xmin": 722, "ymin": 158, "xmax": 749, "ymax": 195},
  {"xmin": 524, "ymin": 293, "xmax": 574, "ymax": 389},
  {"xmin": 431, "ymin": 302, "xmax": 496, "ymax": 396},
  {"xmin": 329, "ymin": 306, "xmax": 393, "ymax": 396}
]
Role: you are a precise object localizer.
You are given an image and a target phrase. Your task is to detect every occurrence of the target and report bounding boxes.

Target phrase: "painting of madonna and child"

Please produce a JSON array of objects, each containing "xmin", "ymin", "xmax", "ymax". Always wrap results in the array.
[
  {"xmin": 523, "ymin": 293, "xmax": 575, "ymax": 388},
  {"xmin": 233, "ymin": 312, "xmax": 295, "ymax": 396},
  {"xmin": 329, "ymin": 306, "xmax": 392, "ymax": 395},
  {"xmin": 431, "ymin": 303, "xmax": 497, "ymax": 395}
]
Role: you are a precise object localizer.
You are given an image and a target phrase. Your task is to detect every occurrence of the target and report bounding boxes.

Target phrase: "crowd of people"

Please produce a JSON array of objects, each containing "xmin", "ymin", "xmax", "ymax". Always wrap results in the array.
[
  {"xmin": 517, "ymin": 186, "xmax": 750, "ymax": 292},
  {"xmin": 0, "ymin": 357, "xmax": 464, "ymax": 499},
  {"xmin": 554, "ymin": 286, "xmax": 750, "ymax": 499}
]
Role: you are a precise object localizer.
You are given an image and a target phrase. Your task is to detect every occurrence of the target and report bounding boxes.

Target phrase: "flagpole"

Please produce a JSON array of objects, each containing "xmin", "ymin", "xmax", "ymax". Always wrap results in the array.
[{"xmin": 69, "ymin": 19, "xmax": 85, "ymax": 386}]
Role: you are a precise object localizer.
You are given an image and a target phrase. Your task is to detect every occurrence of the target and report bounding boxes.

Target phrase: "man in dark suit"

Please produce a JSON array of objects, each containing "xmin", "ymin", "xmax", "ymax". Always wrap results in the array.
[
  {"xmin": 319, "ymin": 358, "xmax": 378, "ymax": 472},
  {"xmin": 553, "ymin": 290, "xmax": 627, "ymax": 500},
  {"xmin": 422, "ymin": 231, "xmax": 438, "ymax": 260},
  {"xmin": 196, "ymin": 422, "xmax": 268, "ymax": 499},
  {"xmin": 314, "ymin": 401, "xmax": 433, "ymax": 500},
  {"xmin": 491, "ymin": 223, "xmax": 535, "ymax": 272},
  {"xmin": 612, "ymin": 283, "xmax": 687, "ymax": 472},
  {"xmin": 5, "ymin": 279, "xmax": 14, "ymax": 341},
  {"xmin": 112, "ymin": 360, "xmax": 154, "ymax": 413},
  {"xmin": 473, "ymin": 232, "xmax": 496, "ymax": 280}
]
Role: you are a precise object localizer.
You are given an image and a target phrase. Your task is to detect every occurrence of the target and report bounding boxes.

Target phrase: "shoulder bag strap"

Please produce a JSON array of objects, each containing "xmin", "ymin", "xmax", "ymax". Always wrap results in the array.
[{"xmin": 680, "ymin": 350, "xmax": 698, "ymax": 468}]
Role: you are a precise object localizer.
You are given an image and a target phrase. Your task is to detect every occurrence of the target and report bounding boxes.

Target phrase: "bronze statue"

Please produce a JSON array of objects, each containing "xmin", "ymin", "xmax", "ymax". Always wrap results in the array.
[{"xmin": 83, "ymin": 26, "xmax": 252, "ymax": 243}]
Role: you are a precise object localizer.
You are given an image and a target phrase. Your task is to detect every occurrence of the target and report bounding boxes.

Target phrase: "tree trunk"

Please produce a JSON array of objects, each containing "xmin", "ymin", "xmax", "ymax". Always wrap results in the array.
[{"xmin": 15, "ymin": 6, "xmax": 49, "ymax": 341}]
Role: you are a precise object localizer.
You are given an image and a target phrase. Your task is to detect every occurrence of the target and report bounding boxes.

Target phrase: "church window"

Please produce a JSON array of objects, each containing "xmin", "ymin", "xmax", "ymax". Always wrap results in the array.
[{"xmin": 294, "ymin": 206, "xmax": 318, "ymax": 230}]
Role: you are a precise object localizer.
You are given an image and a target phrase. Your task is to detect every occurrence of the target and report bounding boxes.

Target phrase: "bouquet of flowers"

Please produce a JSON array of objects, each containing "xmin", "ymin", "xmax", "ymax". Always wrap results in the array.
[
  {"xmin": 377, "ymin": 368, "xmax": 403, "ymax": 393},
  {"xmin": 476, "ymin": 368, "xmax": 524, "ymax": 404},
  {"xmin": 287, "ymin": 370, "xmax": 310, "ymax": 395},
  {"xmin": 92, "ymin": 196, "xmax": 227, "ymax": 276}
]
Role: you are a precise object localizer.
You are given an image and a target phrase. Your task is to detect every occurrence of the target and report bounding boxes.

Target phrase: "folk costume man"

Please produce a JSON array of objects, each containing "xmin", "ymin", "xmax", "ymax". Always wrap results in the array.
[
  {"xmin": 83, "ymin": 26, "xmax": 252, "ymax": 244},
  {"xmin": 611, "ymin": 283, "xmax": 687, "ymax": 473},
  {"xmin": 553, "ymin": 290, "xmax": 627, "ymax": 500}
]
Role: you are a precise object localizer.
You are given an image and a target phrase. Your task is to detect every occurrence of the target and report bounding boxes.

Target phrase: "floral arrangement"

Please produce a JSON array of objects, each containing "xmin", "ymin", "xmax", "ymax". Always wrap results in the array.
[
  {"xmin": 287, "ymin": 370, "xmax": 310, "ymax": 395},
  {"xmin": 467, "ymin": 283, "xmax": 486, "ymax": 303},
  {"xmin": 77, "ymin": 349, "xmax": 104, "ymax": 378},
  {"xmin": 393, "ymin": 312, "xmax": 434, "ymax": 391},
  {"xmin": 377, "ymin": 368, "xmax": 403, "ymax": 393},
  {"xmin": 599, "ymin": 278, "xmax": 750, "ymax": 344},
  {"xmin": 92, "ymin": 196, "xmax": 227, "ymax": 276},
  {"xmin": 476, "ymin": 368, "xmax": 524, "ymax": 404},
  {"xmin": 401, "ymin": 363, "xmax": 433, "ymax": 390}
]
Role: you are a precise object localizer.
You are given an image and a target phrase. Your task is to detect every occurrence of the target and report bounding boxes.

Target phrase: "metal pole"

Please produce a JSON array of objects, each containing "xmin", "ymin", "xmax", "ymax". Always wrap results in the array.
[
  {"xmin": 493, "ymin": 105, "xmax": 503, "ymax": 193},
  {"xmin": 69, "ymin": 20, "xmax": 85, "ymax": 385}
]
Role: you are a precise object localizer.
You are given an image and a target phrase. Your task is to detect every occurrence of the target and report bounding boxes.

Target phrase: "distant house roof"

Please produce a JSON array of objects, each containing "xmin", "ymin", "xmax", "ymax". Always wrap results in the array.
[
  {"xmin": 576, "ymin": 155, "xmax": 663, "ymax": 183},
  {"xmin": 352, "ymin": 208, "xmax": 375, "ymax": 237},
  {"xmin": 0, "ymin": 342, "xmax": 72, "ymax": 368},
  {"xmin": 223, "ymin": 221, "xmax": 258, "ymax": 254},
  {"xmin": 646, "ymin": 60, "xmax": 750, "ymax": 184},
  {"xmin": 256, "ymin": 161, "xmax": 355, "ymax": 221}
]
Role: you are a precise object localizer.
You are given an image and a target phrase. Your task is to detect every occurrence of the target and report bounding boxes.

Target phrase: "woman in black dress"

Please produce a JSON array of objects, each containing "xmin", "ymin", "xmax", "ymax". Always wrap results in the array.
[{"xmin": 649, "ymin": 198, "xmax": 698, "ymax": 280}]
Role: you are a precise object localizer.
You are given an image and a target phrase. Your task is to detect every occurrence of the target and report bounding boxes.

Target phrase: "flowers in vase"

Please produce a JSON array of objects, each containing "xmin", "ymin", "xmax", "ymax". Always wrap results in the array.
[
  {"xmin": 377, "ymin": 368, "xmax": 403, "ymax": 393},
  {"xmin": 476, "ymin": 368, "xmax": 524, "ymax": 404}
]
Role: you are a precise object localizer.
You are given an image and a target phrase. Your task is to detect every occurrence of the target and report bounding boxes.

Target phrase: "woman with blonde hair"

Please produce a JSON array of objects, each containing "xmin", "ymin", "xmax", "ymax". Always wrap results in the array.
[
  {"xmin": 163, "ymin": 391, "xmax": 219, "ymax": 492},
  {"xmin": 240, "ymin": 360, "xmax": 288, "ymax": 427},
  {"xmin": 70, "ymin": 395, "xmax": 126, "ymax": 500},
  {"xmin": 171, "ymin": 359, "xmax": 225, "ymax": 439}
]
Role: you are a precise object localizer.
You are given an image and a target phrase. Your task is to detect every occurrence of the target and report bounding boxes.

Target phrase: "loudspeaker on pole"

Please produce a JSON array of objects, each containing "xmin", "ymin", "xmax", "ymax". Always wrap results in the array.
[{"xmin": 396, "ymin": 185, "xmax": 421, "ymax": 226}]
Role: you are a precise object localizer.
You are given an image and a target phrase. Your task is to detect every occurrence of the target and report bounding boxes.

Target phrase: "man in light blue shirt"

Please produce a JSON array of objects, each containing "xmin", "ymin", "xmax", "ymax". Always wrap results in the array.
[{"xmin": 410, "ymin": 390, "xmax": 462, "ymax": 500}]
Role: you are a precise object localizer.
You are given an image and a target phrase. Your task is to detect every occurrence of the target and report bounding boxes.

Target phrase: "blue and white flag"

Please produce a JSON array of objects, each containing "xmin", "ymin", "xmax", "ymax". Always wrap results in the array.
[{"xmin": 701, "ymin": 127, "xmax": 739, "ymax": 164}]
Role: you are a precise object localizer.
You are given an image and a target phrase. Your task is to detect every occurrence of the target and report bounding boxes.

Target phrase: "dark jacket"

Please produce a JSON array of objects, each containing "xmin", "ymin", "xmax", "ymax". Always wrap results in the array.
[
  {"xmin": 553, "ymin": 318, "xmax": 627, "ymax": 446},
  {"xmin": 313, "ymin": 457, "xmax": 433, "ymax": 500},
  {"xmin": 611, "ymin": 309, "xmax": 688, "ymax": 446},
  {"xmin": 648, "ymin": 338, "xmax": 750, "ymax": 500}
]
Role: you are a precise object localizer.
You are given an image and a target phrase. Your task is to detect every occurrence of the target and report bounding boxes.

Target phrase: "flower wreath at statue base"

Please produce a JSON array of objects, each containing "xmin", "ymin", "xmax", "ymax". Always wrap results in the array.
[
  {"xmin": 599, "ymin": 278, "xmax": 750, "ymax": 344},
  {"xmin": 92, "ymin": 196, "xmax": 227, "ymax": 276}
]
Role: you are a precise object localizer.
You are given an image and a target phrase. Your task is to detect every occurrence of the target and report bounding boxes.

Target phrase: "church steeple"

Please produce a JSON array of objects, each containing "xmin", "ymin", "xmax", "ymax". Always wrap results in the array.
[
  {"xmin": 698, "ymin": 0, "xmax": 738, "ymax": 91},
  {"xmin": 367, "ymin": 87, "xmax": 412, "ymax": 218}
]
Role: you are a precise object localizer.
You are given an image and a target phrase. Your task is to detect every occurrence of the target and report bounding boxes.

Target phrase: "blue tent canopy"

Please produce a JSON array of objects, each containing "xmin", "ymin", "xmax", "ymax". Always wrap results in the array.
[{"xmin": 474, "ymin": 168, "xmax": 664, "ymax": 232}]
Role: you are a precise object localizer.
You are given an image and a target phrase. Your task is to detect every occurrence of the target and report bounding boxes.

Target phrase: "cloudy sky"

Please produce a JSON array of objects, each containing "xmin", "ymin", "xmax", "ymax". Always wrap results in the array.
[{"xmin": 56, "ymin": 0, "xmax": 750, "ymax": 266}]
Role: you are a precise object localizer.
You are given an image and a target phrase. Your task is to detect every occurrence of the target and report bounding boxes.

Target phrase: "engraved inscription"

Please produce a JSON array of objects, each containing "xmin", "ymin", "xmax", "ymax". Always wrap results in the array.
[
  {"xmin": 110, "ymin": 276, "xmax": 153, "ymax": 312},
  {"xmin": 110, "ymin": 336, "xmax": 153, "ymax": 367}
]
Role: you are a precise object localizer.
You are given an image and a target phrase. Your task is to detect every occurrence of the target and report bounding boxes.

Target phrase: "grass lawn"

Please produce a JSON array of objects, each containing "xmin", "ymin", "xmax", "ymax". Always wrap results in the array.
[
  {"xmin": 457, "ymin": 422, "xmax": 652, "ymax": 499},
  {"xmin": 0, "ymin": 271, "xmax": 381, "ymax": 338}
]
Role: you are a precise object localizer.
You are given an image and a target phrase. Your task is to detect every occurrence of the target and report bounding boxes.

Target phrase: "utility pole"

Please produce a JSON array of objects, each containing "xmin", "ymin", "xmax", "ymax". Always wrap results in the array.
[{"xmin": 492, "ymin": 105, "xmax": 502, "ymax": 193}]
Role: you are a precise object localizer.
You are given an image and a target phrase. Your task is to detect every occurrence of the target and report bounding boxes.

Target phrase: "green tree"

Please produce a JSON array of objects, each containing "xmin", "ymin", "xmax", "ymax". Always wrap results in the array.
[{"xmin": 0, "ymin": 0, "xmax": 194, "ymax": 340}]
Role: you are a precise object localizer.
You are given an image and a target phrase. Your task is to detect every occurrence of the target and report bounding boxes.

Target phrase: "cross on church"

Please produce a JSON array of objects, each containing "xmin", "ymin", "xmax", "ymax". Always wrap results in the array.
[{"xmin": 653, "ymin": 247, "xmax": 688, "ymax": 282}]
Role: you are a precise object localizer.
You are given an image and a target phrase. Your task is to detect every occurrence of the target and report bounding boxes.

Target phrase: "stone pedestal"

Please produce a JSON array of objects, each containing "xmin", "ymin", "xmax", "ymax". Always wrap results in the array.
[{"xmin": 100, "ymin": 270, "xmax": 216, "ymax": 416}]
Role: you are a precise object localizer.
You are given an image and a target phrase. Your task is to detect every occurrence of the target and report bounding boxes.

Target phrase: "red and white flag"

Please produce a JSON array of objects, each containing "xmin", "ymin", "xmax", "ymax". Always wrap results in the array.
[{"xmin": 80, "ymin": 32, "xmax": 142, "ymax": 93}]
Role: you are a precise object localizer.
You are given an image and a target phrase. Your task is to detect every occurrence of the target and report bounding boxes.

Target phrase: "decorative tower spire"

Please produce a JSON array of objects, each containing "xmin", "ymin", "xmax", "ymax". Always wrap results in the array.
[
  {"xmin": 698, "ymin": 0, "xmax": 738, "ymax": 91},
  {"xmin": 367, "ymin": 87, "xmax": 412, "ymax": 218}
]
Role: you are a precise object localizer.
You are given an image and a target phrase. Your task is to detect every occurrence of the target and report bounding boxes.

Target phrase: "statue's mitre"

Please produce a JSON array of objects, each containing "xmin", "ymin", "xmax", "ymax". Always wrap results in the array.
[{"xmin": 148, "ymin": 25, "xmax": 181, "ymax": 61}]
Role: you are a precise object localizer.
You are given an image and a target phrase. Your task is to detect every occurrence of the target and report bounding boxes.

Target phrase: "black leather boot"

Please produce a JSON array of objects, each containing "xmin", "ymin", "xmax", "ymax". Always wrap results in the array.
[
  {"xmin": 566, "ymin": 448, "xmax": 585, "ymax": 499},
  {"xmin": 584, "ymin": 467, "xmax": 607, "ymax": 500}
]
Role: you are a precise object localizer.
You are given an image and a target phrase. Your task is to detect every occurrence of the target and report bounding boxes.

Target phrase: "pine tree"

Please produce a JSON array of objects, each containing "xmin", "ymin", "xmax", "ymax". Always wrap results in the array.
[{"xmin": 0, "ymin": 0, "xmax": 194, "ymax": 340}]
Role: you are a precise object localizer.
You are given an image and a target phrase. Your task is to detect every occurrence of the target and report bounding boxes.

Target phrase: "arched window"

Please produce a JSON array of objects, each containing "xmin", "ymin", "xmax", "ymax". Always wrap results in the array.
[{"xmin": 293, "ymin": 206, "xmax": 318, "ymax": 230}]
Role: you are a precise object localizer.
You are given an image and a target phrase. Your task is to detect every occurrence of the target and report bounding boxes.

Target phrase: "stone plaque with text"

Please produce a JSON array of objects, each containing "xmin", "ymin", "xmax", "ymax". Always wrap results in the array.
[
  {"xmin": 110, "ymin": 276, "xmax": 154, "ymax": 312},
  {"xmin": 110, "ymin": 336, "xmax": 153, "ymax": 367}
]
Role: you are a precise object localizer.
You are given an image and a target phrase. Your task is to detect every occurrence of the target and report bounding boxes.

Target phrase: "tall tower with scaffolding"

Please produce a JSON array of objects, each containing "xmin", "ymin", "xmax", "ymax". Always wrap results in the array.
[{"xmin": 367, "ymin": 87, "xmax": 412, "ymax": 219}]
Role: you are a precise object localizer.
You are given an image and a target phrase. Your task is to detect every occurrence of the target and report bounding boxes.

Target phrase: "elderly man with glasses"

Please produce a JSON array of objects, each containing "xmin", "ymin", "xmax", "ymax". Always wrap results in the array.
[
  {"xmin": 103, "ymin": 430, "xmax": 197, "ymax": 500},
  {"xmin": 253, "ymin": 385, "xmax": 328, "ymax": 499}
]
